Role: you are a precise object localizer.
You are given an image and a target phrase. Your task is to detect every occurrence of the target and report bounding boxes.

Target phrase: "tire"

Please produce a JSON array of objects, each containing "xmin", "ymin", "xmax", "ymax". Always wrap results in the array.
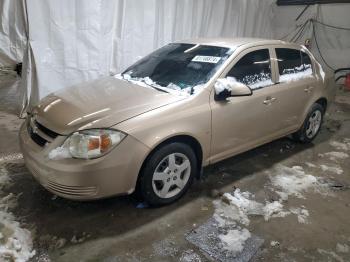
[
  {"xmin": 137, "ymin": 142, "xmax": 198, "ymax": 206},
  {"xmin": 293, "ymin": 103, "xmax": 325, "ymax": 143}
]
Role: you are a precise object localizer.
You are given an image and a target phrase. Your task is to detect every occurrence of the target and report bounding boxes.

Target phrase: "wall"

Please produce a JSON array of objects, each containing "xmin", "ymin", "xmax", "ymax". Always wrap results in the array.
[{"xmin": 271, "ymin": 3, "xmax": 350, "ymax": 70}]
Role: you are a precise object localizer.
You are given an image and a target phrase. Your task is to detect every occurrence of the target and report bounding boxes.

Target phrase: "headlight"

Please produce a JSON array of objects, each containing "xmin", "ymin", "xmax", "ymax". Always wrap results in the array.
[{"xmin": 65, "ymin": 129, "xmax": 126, "ymax": 159}]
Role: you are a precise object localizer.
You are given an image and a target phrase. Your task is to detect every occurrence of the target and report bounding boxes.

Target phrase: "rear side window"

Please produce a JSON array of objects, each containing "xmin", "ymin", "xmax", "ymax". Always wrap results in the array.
[
  {"xmin": 301, "ymin": 51, "xmax": 312, "ymax": 71},
  {"xmin": 226, "ymin": 49, "xmax": 272, "ymax": 90},
  {"xmin": 276, "ymin": 48, "xmax": 313, "ymax": 83}
]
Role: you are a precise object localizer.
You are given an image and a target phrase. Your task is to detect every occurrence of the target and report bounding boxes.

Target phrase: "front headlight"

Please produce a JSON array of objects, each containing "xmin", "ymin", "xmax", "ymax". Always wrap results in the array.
[{"xmin": 65, "ymin": 129, "xmax": 126, "ymax": 159}]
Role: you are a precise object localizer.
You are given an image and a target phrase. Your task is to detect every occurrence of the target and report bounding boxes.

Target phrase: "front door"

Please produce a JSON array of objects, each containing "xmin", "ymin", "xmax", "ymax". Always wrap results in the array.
[{"xmin": 209, "ymin": 47, "xmax": 282, "ymax": 163}]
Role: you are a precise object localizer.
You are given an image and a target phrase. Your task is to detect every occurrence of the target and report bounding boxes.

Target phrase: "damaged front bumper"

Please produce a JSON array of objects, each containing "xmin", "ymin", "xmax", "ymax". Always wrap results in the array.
[{"xmin": 19, "ymin": 122, "xmax": 149, "ymax": 200}]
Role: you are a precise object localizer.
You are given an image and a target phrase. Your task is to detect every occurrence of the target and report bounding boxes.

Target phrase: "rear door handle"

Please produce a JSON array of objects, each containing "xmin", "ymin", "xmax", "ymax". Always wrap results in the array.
[
  {"xmin": 304, "ymin": 86, "xmax": 314, "ymax": 93},
  {"xmin": 263, "ymin": 97, "xmax": 277, "ymax": 105}
]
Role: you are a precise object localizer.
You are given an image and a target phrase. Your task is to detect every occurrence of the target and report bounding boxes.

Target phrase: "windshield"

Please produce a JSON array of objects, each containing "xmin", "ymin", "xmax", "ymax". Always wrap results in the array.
[{"xmin": 121, "ymin": 43, "xmax": 234, "ymax": 95}]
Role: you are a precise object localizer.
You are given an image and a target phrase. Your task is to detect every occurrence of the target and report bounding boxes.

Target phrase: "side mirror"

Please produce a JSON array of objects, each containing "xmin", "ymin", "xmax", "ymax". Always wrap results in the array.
[{"xmin": 214, "ymin": 77, "xmax": 252, "ymax": 101}]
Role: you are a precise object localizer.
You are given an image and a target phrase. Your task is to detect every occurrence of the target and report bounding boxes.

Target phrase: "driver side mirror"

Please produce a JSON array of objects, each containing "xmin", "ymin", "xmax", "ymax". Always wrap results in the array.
[{"xmin": 214, "ymin": 77, "xmax": 252, "ymax": 101}]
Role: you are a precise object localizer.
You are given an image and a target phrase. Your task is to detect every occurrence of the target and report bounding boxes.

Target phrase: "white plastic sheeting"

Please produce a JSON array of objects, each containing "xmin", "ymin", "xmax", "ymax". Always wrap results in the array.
[
  {"xmin": 0, "ymin": 1, "xmax": 349, "ymax": 115},
  {"xmin": 0, "ymin": 0, "xmax": 27, "ymax": 67},
  {"xmin": 2, "ymin": 0, "xmax": 275, "ymax": 114}
]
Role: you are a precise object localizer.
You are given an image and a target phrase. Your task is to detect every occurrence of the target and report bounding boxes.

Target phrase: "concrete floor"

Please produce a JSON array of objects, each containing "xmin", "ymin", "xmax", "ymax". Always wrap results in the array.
[{"xmin": 0, "ymin": 73, "xmax": 349, "ymax": 262}]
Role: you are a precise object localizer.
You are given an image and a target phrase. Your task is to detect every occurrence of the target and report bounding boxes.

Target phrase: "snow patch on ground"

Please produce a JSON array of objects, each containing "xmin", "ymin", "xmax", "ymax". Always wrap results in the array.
[
  {"xmin": 263, "ymin": 201, "xmax": 290, "ymax": 221},
  {"xmin": 218, "ymin": 228, "xmax": 251, "ymax": 253},
  {"xmin": 214, "ymin": 190, "xmax": 289, "ymax": 227},
  {"xmin": 330, "ymin": 140, "xmax": 350, "ymax": 151},
  {"xmin": 336, "ymin": 243, "xmax": 349, "ymax": 253},
  {"xmin": 0, "ymin": 165, "xmax": 12, "ymax": 188},
  {"xmin": 318, "ymin": 248, "xmax": 345, "ymax": 262},
  {"xmin": 213, "ymin": 186, "xmax": 305, "ymax": 232},
  {"xmin": 179, "ymin": 249, "xmax": 202, "ymax": 262},
  {"xmin": 320, "ymin": 164, "xmax": 343, "ymax": 175},
  {"xmin": 0, "ymin": 164, "xmax": 36, "ymax": 262},
  {"xmin": 0, "ymin": 153, "xmax": 23, "ymax": 163},
  {"xmin": 270, "ymin": 165, "xmax": 319, "ymax": 200},
  {"xmin": 270, "ymin": 241, "xmax": 280, "ymax": 247},
  {"xmin": 319, "ymin": 151, "xmax": 349, "ymax": 161},
  {"xmin": 212, "ymin": 163, "xmax": 339, "ymax": 256},
  {"xmin": 152, "ymin": 237, "xmax": 178, "ymax": 257},
  {"xmin": 305, "ymin": 162, "xmax": 317, "ymax": 168},
  {"xmin": 290, "ymin": 207, "xmax": 309, "ymax": 224}
]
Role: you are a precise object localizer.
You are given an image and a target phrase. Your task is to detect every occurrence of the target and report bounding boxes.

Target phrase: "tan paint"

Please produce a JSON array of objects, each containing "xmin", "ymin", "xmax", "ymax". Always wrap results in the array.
[{"xmin": 20, "ymin": 38, "xmax": 334, "ymax": 200}]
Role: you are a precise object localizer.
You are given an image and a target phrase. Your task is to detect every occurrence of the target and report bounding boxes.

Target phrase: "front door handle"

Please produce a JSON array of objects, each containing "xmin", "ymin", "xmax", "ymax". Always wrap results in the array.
[
  {"xmin": 263, "ymin": 97, "xmax": 277, "ymax": 105},
  {"xmin": 304, "ymin": 86, "xmax": 314, "ymax": 93}
]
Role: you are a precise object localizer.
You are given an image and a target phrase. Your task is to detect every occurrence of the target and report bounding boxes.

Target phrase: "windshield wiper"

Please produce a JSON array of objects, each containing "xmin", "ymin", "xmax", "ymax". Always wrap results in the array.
[
  {"xmin": 139, "ymin": 78, "xmax": 169, "ymax": 93},
  {"xmin": 121, "ymin": 74, "xmax": 169, "ymax": 93},
  {"xmin": 148, "ymin": 84, "xmax": 169, "ymax": 93}
]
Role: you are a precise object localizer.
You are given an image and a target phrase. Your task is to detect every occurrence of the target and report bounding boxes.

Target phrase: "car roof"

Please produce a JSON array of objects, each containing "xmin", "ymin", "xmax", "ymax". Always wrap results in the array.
[{"xmin": 176, "ymin": 37, "xmax": 300, "ymax": 49}]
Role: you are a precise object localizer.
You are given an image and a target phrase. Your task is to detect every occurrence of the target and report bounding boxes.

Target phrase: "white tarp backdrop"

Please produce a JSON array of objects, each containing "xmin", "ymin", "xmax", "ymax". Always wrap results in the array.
[
  {"xmin": 1, "ymin": 0, "xmax": 275, "ymax": 114},
  {"xmin": 0, "ymin": 0, "xmax": 26, "ymax": 67},
  {"xmin": 0, "ymin": 0, "xmax": 349, "ymax": 115}
]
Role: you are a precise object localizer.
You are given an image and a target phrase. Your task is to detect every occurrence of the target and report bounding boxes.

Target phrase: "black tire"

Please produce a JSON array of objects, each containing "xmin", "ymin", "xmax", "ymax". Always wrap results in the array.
[
  {"xmin": 137, "ymin": 142, "xmax": 198, "ymax": 206},
  {"xmin": 293, "ymin": 103, "xmax": 325, "ymax": 143}
]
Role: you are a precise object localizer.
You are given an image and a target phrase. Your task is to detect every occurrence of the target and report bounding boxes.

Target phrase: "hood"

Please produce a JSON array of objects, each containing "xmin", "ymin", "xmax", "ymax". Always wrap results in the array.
[{"xmin": 32, "ymin": 77, "xmax": 186, "ymax": 135}]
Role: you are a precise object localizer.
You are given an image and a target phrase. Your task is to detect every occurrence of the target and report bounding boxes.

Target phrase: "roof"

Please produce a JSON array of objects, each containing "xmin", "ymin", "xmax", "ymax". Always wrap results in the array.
[{"xmin": 176, "ymin": 37, "xmax": 294, "ymax": 49}]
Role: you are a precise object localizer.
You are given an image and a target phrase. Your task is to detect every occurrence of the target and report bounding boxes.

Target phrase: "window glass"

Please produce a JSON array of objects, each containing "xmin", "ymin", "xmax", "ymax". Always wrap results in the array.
[
  {"xmin": 226, "ymin": 49, "xmax": 272, "ymax": 90},
  {"xmin": 301, "ymin": 51, "xmax": 312, "ymax": 72},
  {"xmin": 122, "ymin": 43, "xmax": 233, "ymax": 95},
  {"xmin": 276, "ymin": 48, "xmax": 312, "ymax": 83}
]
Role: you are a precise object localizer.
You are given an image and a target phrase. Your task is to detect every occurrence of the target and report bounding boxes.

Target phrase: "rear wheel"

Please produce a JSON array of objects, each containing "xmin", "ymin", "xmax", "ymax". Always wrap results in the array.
[
  {"xmin": 138, "ymin": 142, "xmax": 198, "ymax": 206},
  {"xmin": 293, "ymin": 103, "xmax": 324, "ymax": 143}
]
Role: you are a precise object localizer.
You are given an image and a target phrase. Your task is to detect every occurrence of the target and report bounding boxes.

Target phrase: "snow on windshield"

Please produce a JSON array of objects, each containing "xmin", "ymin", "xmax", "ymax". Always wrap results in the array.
[
  {"xmin": 116, "ymin": 43, "xmax": 234, "ymax": 96},
  {"xmin": 114, "ymin": 73, "xmax": 204, "ymax": 96}
]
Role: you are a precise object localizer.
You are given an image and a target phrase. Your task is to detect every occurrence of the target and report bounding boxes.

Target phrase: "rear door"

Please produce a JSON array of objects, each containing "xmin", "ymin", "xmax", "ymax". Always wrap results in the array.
[{"xmin": 270, "ymin": 47, "xmax": 316, "ymax": 131}]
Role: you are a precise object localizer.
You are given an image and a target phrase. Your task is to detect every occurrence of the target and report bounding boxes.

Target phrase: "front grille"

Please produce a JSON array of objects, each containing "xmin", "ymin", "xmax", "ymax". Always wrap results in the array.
[
  {"xmin": 28, "ymin": 124, "xmax": 48, "ymax": 146},
  {"xmin": 27, "ymin": 117, "xmax": 59, "ymax": 147},
  {"xmin": 35, "ymin": 120, "xmax": 58, "ymax": 139},
  {"xmin": 46, "ymin": 180, "xmax": 97, "ymax": 197}
]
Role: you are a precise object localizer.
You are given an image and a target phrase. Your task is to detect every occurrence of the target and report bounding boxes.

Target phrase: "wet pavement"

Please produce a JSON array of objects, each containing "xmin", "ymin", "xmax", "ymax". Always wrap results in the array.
[{"xmin": 0, "ymin": 73, "xmax": 349, "ymax": 262}]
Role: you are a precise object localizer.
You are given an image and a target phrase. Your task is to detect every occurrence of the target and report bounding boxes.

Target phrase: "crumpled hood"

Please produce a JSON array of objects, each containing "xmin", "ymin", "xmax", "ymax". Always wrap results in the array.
[{"xmin": 32, "ymin": 76, "xmax": 186, "ymax": 135}]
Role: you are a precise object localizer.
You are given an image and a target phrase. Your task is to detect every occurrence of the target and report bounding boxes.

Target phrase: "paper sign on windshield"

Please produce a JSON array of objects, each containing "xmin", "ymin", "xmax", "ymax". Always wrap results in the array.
[{"xmin": 191, "ymin": 56, "xmax": 221, "ymax": 64}]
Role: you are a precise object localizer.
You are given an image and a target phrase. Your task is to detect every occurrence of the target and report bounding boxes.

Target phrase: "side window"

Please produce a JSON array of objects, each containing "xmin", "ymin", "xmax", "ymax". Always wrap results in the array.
[
  {"xmin": 226, "ymin": 49, "xmax": 272, "ymax": 90},
  {"xmin": 276, "ymin": 48, "xmax": 312, "ymax": 83},
  {"xmin": 301, "ymin": 51, "xmax": 313, "ymax": 73}
]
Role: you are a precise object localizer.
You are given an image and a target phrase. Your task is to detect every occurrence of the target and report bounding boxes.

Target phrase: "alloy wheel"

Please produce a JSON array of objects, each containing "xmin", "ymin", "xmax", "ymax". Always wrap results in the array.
[
  {"xmin": 306, "ymin": 110, "xmax": 322, "ymax": 139},
  {"xmin": 152, "ymin": 153, "xmax": 191, "ymax": 199}
]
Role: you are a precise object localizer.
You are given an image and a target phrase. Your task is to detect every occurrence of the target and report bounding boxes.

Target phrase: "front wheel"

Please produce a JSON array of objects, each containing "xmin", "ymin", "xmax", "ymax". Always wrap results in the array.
[
  {"xmin": 137, "ymin": 142, "xmax": 198, "ymax": 206},
  {"xmin": 293, "ymin": 103, "xmax": 324, "ymax": 143}
]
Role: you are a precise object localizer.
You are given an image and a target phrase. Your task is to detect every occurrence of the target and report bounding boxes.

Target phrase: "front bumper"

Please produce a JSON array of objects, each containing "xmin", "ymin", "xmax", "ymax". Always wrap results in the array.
[{"xmin": 19, "ymin": 122, "xmax": 149, "ymax": 200}]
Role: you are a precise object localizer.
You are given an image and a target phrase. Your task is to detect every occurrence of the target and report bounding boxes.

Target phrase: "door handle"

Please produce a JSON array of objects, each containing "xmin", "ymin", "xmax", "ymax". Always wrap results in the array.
[
  {"xmin": 263, "ymin": 97, "xmax": 276, "ymax": 105},
  {"xmin": 304, "ymin": 86, "xmax": 314, "ymax": 93}
]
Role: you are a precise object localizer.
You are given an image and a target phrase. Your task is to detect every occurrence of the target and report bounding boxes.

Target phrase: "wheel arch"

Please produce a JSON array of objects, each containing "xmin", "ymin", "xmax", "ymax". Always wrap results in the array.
[
  {"xmin": 137, "ymin": 134, "xmax": 204, "ymax": 181},
  {"xmin": 314, "ymin": 97, "xmax": 328, "ymax": 111}
]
